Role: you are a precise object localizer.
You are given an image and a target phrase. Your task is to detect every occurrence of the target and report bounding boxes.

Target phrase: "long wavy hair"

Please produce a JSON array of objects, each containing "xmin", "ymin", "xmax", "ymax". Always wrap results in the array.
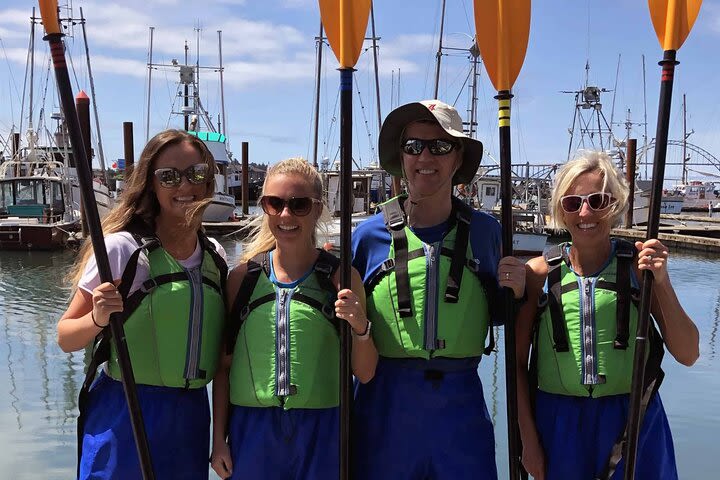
[
  {"xmin": 240, "ymin": 157, "xmax": 329, "ymax": 263},
  {"xmin": 68, "ymin": 129, "xmax": 217, "ymax": 289}
]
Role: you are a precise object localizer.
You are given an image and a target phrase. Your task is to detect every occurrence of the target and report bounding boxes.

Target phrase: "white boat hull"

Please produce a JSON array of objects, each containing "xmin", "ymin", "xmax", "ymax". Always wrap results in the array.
[{"xmin": 203, "ymin": 193, "xmax": 236, "ymax": 222}]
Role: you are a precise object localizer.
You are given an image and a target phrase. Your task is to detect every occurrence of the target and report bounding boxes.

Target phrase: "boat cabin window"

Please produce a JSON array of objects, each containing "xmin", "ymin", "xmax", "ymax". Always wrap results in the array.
[{"xmin": 16, "ymin": 179, "xmax": 45, "ymax": 205}]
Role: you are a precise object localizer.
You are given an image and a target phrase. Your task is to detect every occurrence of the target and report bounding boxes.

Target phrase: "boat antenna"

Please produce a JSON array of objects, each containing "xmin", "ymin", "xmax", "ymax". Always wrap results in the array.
[
  {"xmin": 80, "ymin": 7, "xmax": 108, "ymax": 185},
  {"xmin": 609, "ymin": 54, "xmax": 621, "ymax": 137},
  {"xmin": 370, "ymin": 0, "xmax": 382, "ymax": 155},
  {"xmin": 433, "ymin": 0, "xmax": 447, "ymax": 99},
  {"xmin": 145, "ymin": 26, "xmax": 155, "ymax": 142},
  {"xmin": 312, "ymin": 21, "xmax": 323, "ymax": 169},
  {"xmin": 642, "ymin": 54, "xmax": 649, "ymax": 179},
  {"xmin": 217, "ymin": 30, "xmax": 226, "ymax": 136}
]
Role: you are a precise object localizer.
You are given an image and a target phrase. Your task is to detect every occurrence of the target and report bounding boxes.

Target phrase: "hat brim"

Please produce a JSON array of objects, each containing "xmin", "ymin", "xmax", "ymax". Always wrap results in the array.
[{"xmin": 378, "ymin": 102, "xmax": 483, "ymax": 185}]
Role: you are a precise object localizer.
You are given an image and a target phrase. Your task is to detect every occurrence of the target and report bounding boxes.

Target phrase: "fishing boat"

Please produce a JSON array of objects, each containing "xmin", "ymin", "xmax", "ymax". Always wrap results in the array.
[
  {"xmin": 145, "ymin": 30, "xmax": 236, "ymax": 223},
  {"xmin": 0, "ymin": 10, "xmax": 112, "ymax": 250},
  {"xmin": 473, "ymin": 173, "xmax": 548, "ymax": 256}
]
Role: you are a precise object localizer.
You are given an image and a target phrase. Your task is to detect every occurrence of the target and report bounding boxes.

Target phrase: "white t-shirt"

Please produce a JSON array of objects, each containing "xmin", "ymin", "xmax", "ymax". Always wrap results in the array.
[{"xmin": 78, "ymin": 231, "xmax": 227, "ymax": 296}]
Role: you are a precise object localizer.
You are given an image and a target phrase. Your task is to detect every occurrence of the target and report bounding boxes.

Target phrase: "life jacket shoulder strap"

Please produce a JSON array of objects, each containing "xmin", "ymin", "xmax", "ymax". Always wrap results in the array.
[
  {"xmin": 541, "ymin": 242, "xmax": 571, "ymax": 352},
  {"xmin": 225, "ymin": 253, "xmax": 265, "ymax": 354},
  {"xmin": 445, "ymin": 196, "xmax": 472, "ymax": 303},
  {"xmin": 381, "ymin": 197, "xmax": 412, "ymax": 317},
  {"xmin": 612, "ymin": 238, "xmax": 637, "ymax": 350}
]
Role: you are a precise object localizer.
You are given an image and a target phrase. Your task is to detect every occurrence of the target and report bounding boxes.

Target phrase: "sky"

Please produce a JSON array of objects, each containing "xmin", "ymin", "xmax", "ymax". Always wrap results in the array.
[{"xmin": 1, "ymin": 0, "xmax": 720, "ymax": 185}]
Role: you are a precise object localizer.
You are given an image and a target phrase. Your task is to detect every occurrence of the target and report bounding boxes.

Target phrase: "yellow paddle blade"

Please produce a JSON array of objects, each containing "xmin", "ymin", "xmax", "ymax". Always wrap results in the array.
[
  {"xmin": 474, "ymin": 0, "xmax": 531, "ymax": 91},
  {"xmin": 649, "ymin": 0, "xmax": 702, "ymax": 51},
  {"xmin": 318, "ymin": 0, "xmax": 371, "ymax": 68},
  {"xmin": 38, "ymin": 0, "xmax": 61, "ymax": 35}
]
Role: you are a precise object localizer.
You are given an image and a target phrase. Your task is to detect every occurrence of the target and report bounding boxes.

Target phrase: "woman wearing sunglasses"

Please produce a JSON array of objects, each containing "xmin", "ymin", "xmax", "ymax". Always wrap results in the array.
[
  {"xmin": 515, "ymin": 151, "xmax": 699, "ymax": 480},
  {"xmin": 211, "ymin": 158, "xmax": 377, "ymax": 480},
  {"xmin": 58, "ymin": 129, "xmax": 227, "ymax": 479},
  {"xmin": 351, "ymin": 100, "xmax": 526, "ymax": 479}
]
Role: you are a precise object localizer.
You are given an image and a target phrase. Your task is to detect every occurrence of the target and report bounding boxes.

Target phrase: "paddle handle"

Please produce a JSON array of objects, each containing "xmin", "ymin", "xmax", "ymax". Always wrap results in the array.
[
  {"xmin": 339, "ymin": 67, "xmax": 354, "ymax": 480},
  {"xmin": 497, "ymin": 90, "xmax": 526, "ymax": 480},
  {"xmin": 45, "ymin": 32, "xmax": 155, "ymax": 480},
  {"xmin": 623, "ymin": 49, "xmax": 678, "ymax": 480}
]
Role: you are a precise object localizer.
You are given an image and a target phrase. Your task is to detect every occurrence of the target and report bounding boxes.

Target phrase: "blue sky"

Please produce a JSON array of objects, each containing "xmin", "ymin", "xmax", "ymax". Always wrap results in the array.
[{"xmin": 1, "ymin": 0, "xmax": 719, "ymax": 184}]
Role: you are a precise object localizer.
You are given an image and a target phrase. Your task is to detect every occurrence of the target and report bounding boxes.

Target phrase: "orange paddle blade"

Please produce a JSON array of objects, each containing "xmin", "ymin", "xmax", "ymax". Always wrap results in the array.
[
  {"xmin": 38, "ymin": 0, "xmax": 61, "ymax": 35},
  {"xmin": 474, "ymin": 0, "xmax": 531, "ymax": 91},
  {"xmin": 649, "ymin": 0, "xmax": 702, "ymax": 51},
  {"xmin": 318, "ymin": 0, "xmax": 371, "ymax": 68}
]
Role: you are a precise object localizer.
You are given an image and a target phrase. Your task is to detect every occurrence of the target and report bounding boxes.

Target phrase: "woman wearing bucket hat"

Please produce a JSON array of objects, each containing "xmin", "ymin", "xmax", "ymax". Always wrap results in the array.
[{"xmin": 351, "ymin": 100, "xmax": 526, "ymax": 479}]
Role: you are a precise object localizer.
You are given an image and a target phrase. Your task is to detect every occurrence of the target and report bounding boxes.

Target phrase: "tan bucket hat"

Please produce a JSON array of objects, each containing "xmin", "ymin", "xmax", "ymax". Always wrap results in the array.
[{"xmin": 378, "ymin": 99, "xmax": 483, "ymax": 185}]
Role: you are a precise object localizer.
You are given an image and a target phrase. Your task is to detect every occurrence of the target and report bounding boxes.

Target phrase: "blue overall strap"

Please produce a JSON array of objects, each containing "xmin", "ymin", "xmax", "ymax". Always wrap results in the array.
[{"xmin": 382, "ymin": 197, "xmax": 413, "ymax": 317}]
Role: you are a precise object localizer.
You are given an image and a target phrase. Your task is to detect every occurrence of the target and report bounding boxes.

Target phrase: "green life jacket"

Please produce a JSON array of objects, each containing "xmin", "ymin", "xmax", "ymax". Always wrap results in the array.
[
  {"xmin": 103, "ymin": 232, "xmax": 227, "ymax": 388},
  {"xmin": 226, "ymin": 249, "xmax": 341, "ymax": 409},
  {"xmin": 365, "ymin": 196, "xmax": 497, "ymax": 359},
  {"xmin": 532, "ymin": 240, "xmax": 664, "ymax": 398}
]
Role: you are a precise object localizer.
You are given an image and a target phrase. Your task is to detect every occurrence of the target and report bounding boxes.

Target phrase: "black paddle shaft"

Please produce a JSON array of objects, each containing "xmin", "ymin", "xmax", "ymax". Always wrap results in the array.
[
  {"xmin": 44, "ymin": 34, "xmax": 156, "ymax": 479},
  {"xmin": 623, "ymin": 49, "xmax": 678, "ymax": 480},
  {"xmin": 339, "ymin": 67, "xmax": 354, "ymax": 480},
  {"xmin": 496, "ymin": 90, "xmax": 526, "ymax": 480}
]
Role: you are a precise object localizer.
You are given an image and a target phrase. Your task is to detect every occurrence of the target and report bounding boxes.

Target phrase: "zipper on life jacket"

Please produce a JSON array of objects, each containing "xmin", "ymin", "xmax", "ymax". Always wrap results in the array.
[
  {"xmin": 580, "ymin": 276, "xmax": 599, "ymax": 387},
  {"xmin": 275, "ymin": 288, "xmax": 292, "ymax": 398},
  {"xmin": 183, "ymin": 266, "xmax": 205, "ymax": 386},
  {"xmin": 423, "ymin": 241, "xmax": 443, "ymax": 354}
]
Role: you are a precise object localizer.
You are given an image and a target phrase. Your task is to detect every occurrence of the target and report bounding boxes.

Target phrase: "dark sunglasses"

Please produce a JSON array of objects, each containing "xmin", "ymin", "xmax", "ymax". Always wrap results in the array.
[
  {"xmin": 402, "ymin": 138, "xmax": 458, "ymax": 156},
  {"xmin": 154, "ymin": 163, "xmax": 212, "ymax": 188},
  {"xmin": 260, "ymin": 195, "xmax": 322, "ymax": 217},
  {"xmin": 560, "ymin": 192, "xmax": 613, "ymax": 213}
]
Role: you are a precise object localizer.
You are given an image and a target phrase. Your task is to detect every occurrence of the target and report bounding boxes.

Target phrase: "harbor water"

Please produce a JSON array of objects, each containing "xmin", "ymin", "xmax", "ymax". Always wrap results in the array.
[{"xmin": 0, "ymin": 239, "xmax": 718, "ymax": 479}]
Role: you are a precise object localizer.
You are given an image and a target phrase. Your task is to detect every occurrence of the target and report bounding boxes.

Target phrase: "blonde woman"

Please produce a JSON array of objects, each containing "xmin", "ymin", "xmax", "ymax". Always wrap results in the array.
[
  {"xmin": 516, "ymin": 151, "xmax": 699, "ymax": 479},
  {"xmin": 211, "ymin": 158, "xmax": 377, "ymax": 480},
  {"xmin": 58, "ymin": 129, "xmax": 227, "ymax": 479}
]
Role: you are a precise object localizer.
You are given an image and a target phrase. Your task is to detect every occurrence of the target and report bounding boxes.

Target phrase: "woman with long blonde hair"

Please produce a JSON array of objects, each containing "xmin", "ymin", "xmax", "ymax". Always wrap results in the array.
[
  {"xmin": 211, "ymin": 157, "xmax": 377, "ymax": 480},
  {"xmin": 58, "ymin": 129, "xmax": 228, "ymax": 479}
]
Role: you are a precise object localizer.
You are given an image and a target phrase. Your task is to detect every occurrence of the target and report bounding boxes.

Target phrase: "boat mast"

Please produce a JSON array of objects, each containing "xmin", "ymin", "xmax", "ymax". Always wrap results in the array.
[
  {"xmin": 28, "ymin": 9, "xmax": 36, "ymax": 136},
  {"xmin": 370, "ymin": 1, "xmax": 382, "ymax": 137},
  {"xmin": 468, "ymin": 42, "xmax": 480, "ymax": 139},
  {"xmin": 312, "ymin": 21, "xmax": 323, "ymax": 169},
  {"xmin": 682, "ymin": 93, "xmax": 687, "ymax": 184},
  {"xmin": 217, "ymin": 30, "xmax": 226, "ymax": 135},
  {"xmin": 183, "ymin": 40, "xmax": 189, "ymax": 131},
  {"xmin": 642, "ymin": 55, "xmax": 649, "ymax": 179},
  {"xmin": 433, "ymin": 0, "xmax": 447, "ymax": 99},
  {"xmin": 80, "ymin": 7, "xmax": 108, "ymax": 185},
  {"xmin": 145, "ymin": 26, "xmax": 154, "ymax": 142}
]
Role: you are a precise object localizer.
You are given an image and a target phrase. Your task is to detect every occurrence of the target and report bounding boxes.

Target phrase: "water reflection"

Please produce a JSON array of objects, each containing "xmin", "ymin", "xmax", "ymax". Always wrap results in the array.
[
  {"xmin": 711, "ymin": 292, "xmax": 719, "ymax": 360},
  {"xmin": 0, "ymin": 240, "xmax": 717, "ymax": 479}
]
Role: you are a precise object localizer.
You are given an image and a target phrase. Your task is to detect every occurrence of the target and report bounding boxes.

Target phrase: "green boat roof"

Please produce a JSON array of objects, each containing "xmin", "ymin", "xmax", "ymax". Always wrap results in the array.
[{"xmin": 187, "ymin": 131, "xmax": 226, "ymax": 144}]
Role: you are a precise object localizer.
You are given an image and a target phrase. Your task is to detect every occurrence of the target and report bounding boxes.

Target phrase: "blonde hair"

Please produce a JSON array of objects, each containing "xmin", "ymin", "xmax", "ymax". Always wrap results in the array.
[
  {"xmin": 550, "ymin": 150, "xmax": 629, "ymax": 230},
  {"xmin": 240, "ymin": 157, "xmax": 329, "ymax": 263},
  {"xmin": 68, "ymin": 129, "xmax": 217, "ymax": 289}
]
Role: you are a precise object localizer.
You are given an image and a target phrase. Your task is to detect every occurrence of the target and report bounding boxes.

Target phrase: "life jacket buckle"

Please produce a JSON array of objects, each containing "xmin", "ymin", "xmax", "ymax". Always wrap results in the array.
[
  {"xmin": 140, "ymin": 278, "xmax": 158, "ymax": 293},
  {"xmin": 322, "ymin": 302, "xmax": 335, "ymax": 319},
  {"xmin": 388, "ymin": 218, "xmax": 405, "ymax": 230},
  {"xmin": 314, "ymin": 262, "xmax": 333, "ymax": 276},
  {"xmin": 239, "ymin": 305, "xmax": 250, "ymax": 321},
  {"xmin": 467, "ymin": 259, "xmax": 480, "ymax": 273},
  {"xmin": 381, "ymin": 258, "xmax": 395, "ymax": 271},
  {"xmin": 537, "ymin": 291, "xmax": 549, "ymax": 308}
]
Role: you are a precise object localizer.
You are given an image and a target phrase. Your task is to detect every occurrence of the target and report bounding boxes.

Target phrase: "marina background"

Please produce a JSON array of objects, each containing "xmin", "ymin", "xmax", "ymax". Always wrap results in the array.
[
  {"xmin": 1, "ymin": 0, "xmax": 720, "ymax": 175},
  {"xmin": 0, "ymin": 238, "xmax": 718, "ymax": 479}
]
